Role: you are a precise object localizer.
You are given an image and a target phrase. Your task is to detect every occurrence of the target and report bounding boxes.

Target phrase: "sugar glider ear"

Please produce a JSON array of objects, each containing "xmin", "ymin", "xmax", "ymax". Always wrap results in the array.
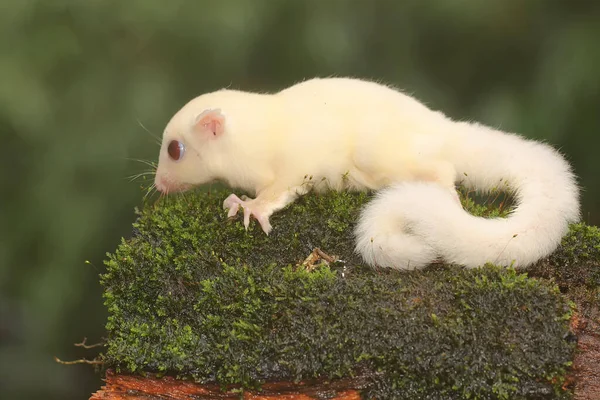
[{"xmin": 193, "ymin": 108, "xmax": 225, "ymax": 137}]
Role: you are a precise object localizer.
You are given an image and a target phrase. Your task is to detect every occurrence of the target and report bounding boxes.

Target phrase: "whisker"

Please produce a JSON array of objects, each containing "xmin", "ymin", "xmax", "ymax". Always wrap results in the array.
[
  {"xmin": 129, "ymin": 170, "xmax": 156, "ymax": 176},
  {"xmin": 154, "ymin": 190, "xmax": 166, "ymax": 206},
  {"xmin": 143, "ymin": 184, "xmax": 157, "ymax": 202},
  {"xmin": 137, "ymin": 120, "xmax": 162, "ymax": 146},
  {"xmin": 126, "ymin": 171, "xmax": 156, "ymax": 182},
  {"xmin": 125, "ymin": 158, "xmax": 158, "ymax": 169}
]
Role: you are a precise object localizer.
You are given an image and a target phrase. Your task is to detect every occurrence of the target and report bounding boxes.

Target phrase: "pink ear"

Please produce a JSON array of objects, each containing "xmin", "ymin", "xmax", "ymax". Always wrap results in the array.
[{"xmin": 193, "ymin": 109, "xmax": 225, "ymax": 137}]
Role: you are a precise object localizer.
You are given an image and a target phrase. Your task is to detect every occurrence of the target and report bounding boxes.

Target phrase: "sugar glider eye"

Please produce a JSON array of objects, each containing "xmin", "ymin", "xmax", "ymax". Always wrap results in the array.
[{"xmin": 167, "ymin": 140, "xmax": 185, "ymax": 161}]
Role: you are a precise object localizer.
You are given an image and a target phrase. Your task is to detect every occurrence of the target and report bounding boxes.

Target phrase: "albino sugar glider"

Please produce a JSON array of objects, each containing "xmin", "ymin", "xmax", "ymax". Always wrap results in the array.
[{"xmin": 154, "ymin": 77, "xmax": 580, "ymax": 270}]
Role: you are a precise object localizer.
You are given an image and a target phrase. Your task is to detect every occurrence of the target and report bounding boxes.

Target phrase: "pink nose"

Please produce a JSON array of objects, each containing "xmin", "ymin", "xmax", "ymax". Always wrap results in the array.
[
  {"xmin": 155, "ymin": 174, "xmax": 169, "ymax": 193},
  {"xmin": 154, "ymin": 174, "xmax": 190, "ymax": 193}
]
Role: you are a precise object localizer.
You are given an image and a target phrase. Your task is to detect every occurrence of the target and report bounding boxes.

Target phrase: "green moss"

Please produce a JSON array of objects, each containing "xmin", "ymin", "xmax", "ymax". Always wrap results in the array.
[
  {"xmin": 458, "ymin": 185, "xmax": 514, "ymax": 219},
  {"xmin": 100, "ymin": 188, "xmax": 597, "ymax": 399},
  {"xmin": 527, "ymin": 223, "xmax": 600, "ymax": 321}
]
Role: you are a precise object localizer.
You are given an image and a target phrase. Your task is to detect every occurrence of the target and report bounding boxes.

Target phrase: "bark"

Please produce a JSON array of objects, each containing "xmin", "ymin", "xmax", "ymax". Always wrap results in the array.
[{"xmin": 91, "ymin": 370, "xmax": 371, "ymax": 400}]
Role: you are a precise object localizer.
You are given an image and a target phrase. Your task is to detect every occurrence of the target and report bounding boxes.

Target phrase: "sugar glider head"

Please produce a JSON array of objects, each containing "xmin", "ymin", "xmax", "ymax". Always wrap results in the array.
[{"xmin": 154, "ymin": 107, "xmax": 226, "ymax": 194}]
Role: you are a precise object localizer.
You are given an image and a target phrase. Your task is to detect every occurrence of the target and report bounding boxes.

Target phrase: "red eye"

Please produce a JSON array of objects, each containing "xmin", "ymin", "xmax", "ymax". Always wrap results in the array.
[{"xmin": 167, "ymin": 140, "xmax": 185, "ymax": 161}]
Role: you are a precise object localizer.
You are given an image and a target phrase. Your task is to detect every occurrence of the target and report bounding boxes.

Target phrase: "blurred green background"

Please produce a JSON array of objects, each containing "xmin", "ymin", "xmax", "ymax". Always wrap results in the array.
[{"xmin": 1, "ymin": 1, "xmax": 598, "ymax": 399}]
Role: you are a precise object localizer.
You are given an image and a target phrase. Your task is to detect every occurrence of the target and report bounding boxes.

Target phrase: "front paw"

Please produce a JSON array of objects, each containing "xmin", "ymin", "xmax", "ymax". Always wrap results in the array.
[{"xmin": 223, "ymin": 194, "xmax": 273, "ymax": 234}]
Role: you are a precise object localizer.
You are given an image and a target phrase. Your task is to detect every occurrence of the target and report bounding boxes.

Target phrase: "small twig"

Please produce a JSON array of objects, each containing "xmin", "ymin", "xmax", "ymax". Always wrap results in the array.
[
  {"xmin": 300, "ymin": 249, "xmax": 319, "ymax": 271},
  {"xmin": 74, "ymin": 337, "xmax": 104, "ymax": 349},
  {"xmin": 54, "ymin": 356, "xmax": 104, "ymax": 365},
  {"xmin": 299, "ymin": 248, "xmax": 338, "ymax": 271},
  {"xmin": 314, "ymin": 248, "xmax": 336, "ymax": 264}
]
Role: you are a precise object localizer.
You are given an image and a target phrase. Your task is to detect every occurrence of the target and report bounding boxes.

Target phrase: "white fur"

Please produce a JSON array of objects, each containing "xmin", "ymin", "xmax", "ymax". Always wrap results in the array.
[{"xmin": 156, "ymin": 77, "xmax": 580, "ymax": 270}]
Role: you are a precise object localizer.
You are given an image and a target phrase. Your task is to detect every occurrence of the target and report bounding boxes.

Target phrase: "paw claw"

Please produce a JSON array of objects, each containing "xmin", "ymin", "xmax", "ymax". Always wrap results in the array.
[
  {"xmin": 243, "ymin": 207, "xmax": 251, "ymax": 230},
  {"xmin": 257, "ymin": 216, "xmax": 272, "ymax": 235},
  {"xmin": 223, "ymin": 193, "xmax": 273, "ymax": 234},
  {"xmin": 227, "ymin": 205, "xmax": 239, "ymax": 218}
]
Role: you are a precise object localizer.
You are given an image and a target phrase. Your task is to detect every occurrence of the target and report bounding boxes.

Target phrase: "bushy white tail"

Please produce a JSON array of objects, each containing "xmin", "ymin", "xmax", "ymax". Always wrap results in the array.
[{"xmin": 355, "ymin": 123, "xmax": 580, "ymax": 270}]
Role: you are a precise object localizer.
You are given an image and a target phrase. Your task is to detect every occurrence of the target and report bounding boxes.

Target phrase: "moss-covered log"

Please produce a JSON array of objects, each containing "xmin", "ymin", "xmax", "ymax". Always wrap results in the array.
[{"xmin": 100, "ymin": 189, "xmax": 600, "ymax": 399}]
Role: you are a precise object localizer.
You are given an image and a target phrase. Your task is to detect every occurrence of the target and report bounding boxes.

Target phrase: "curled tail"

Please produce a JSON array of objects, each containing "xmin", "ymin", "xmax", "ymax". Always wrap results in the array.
[{"xmin": 355, "ymin": 123, "xmax": 580, "ymax": 270}]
